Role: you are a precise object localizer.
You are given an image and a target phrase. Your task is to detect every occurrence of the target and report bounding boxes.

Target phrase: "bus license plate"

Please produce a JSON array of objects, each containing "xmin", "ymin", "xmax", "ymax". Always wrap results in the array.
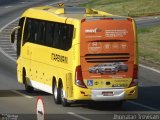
[{"xmin": 102, "ymin": 91, "xmax": 113, "ymax": 96}]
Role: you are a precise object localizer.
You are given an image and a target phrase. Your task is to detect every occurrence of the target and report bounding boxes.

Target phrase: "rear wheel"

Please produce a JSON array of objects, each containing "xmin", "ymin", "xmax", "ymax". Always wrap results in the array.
[
  {"xmin": 60, "ymin": 84, "xmax": 70, "ymax": 107},
  {"xmin": 53, "ymin": 81, "xmax": 61, "ymax": 104},
  {"xmin": 23, "ymin": 69, "xmax": 34, "ymax": 93}
]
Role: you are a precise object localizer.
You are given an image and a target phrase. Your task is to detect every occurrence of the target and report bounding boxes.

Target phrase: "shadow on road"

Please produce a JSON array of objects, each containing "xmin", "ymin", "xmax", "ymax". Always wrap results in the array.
[
  {"xmin": 17, "ymin": 89, "xmax": 51, "ymax": 96},
  {"xmin": 0, "ymin": 86, "xmax": 159, "ymax": 111}
]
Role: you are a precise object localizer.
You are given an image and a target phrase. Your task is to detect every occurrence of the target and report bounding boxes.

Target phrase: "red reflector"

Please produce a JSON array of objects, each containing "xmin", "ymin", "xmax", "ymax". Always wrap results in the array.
[
  {"xmin": 129, "ymin": 64, "xmax": 138, "ymax": 87},
  {"xmin": 75, "ymin": 65, "xmax": 87, "ymax": 88},
  {"xmin": 133, "ymin": 64, "xmax": 138, "ymax": 79}
]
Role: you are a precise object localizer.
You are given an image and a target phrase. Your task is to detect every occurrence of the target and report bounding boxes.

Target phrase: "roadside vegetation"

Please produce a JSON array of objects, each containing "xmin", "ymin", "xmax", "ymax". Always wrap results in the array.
[
  {"xmin": 80, "ymin": 0, "xmax": 160, "ymax": 65},
  {"xmin": 138, "ymin": 25, "xmax": 160, "ymax": 65},
  {"xmin": 79, "ymin": 0, "xmax": 160, "ymax": 17}
]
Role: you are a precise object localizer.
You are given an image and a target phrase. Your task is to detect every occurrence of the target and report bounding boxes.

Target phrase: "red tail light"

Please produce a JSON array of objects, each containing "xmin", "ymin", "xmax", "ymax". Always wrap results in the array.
[
  {"xmin": 133, "ymin": 64, "xmax": 138, "ymax": 79},
  {"xmin": 129, "ymin": 64, "xmax": 138, "ymax": 87},
  {"xmin": 75, "ymin": 65, "xmax": 87, "ymax": 88}
]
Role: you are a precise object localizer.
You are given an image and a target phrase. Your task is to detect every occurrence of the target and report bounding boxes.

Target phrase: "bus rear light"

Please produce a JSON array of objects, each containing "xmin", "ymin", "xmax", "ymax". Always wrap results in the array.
[
  {"xmin": 129, "ymin": 64, "xmax": 138, "ymax": 87},
  {"xmin": 75, "ymin": 65, "xmax": 87, "ymax": 88},
  {"xmin": 133, "ymin": 64, "xmax": 138, "ymax": 79},
  {"xmin": 129, "ymin": 79, "xmax": 138, "ymax": 87}
]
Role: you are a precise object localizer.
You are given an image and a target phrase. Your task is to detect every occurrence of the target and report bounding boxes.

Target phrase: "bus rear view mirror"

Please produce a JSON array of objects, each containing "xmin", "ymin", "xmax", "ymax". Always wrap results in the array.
[{"xmin": 10, "ymin": 26, "xmax": 20, "ymax": 43}]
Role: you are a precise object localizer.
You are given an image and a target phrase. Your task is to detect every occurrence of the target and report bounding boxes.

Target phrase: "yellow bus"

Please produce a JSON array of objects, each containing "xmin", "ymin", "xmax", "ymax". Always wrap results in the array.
[{"xmin": 10, "ymin": 6, "xmax": 138, "ymax": 107}]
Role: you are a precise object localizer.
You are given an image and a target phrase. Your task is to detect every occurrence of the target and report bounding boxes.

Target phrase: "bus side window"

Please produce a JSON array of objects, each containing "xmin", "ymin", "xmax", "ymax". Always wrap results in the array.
[
  {"xmin": 65, "ymin": 25, "xmax": 74, "ymax": 50},
  {"xmin": 23, "ymin": 18, "xmax": 31, "ymax": 44},
  {"xmin": 30, "ymin": 19, "xmax": 38, "ymax": 43},
  {"xmin": 61, "ymin": 24, "xmax": 68, "ymax": 50},
  {"xmin": 46, "ymin": 22, "xmax": 55, "ymax": 47},
  {"xmin": 53, "ymin": 23, "xmax": 60, "ymax": 48},
  {"xmin": 37, "ymin": 20, "xmax": 46, "ymax": 45},
  {"xmin": 17, "ymin": 17, "xmax": 25, "ymax": 57}
]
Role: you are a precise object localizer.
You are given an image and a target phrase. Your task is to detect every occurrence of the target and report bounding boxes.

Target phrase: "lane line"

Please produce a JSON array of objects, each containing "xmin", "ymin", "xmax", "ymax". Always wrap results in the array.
[
  {"xmin": 10, "ymin": 90, "xmax": 33, "ymax": 99},
  {"xmin": 9, "ymin": 53, "xmax": 17, "ymax": 57},
  {"xmin": 0, "ymin": 48, "xmax": 16, "ymax": 62},
  {"xmin": 139, "ymin": 64, "xmax": 160, "ymax": 74},
  {"xmin": 0, "ymin": 17, "xmax": 18, "ymax": 62},
  {"xmin": 5, "ymin": 6, "xmax": 13, "ymax": 8},
  {"xmin": 0, "ymin": 17, "xmax": 19, "ymax": 32},
  {"xmin": 0, "ymin": 45, "xmax": 9, "ymax": 47},
  {"xmin": 68, "ymin": 112, "xmax": 91, "ymax": 120},
  {"xmin": 128, "ymin": 101, "xmax": 158, "ymax": 111}
]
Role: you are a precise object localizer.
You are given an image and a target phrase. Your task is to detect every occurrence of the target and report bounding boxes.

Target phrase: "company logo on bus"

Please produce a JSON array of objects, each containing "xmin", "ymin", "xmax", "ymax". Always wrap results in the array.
[
  {"xmin": 85, "ymin": 28, "xmax": 102, "ymax": 33},
  {"xmin": 88, "ymin": 42, "xmax": 102, "ymax": 53}
]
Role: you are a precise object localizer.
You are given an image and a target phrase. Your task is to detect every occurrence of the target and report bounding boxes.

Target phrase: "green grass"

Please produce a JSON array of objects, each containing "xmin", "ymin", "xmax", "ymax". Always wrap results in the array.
[
  {"xmin": 79, "ymin": 0, "xmax": 160, "ymax": 17},
  {"xmin": 138, "ymin": 25, "xmax": 160, "ymax": 64}
]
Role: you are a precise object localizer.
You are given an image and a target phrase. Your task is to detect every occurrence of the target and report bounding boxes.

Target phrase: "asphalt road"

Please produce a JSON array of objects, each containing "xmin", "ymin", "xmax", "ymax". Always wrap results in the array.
[{"xmin": 0, "ymin": 1, "xmax": 160, "ymax": 120}]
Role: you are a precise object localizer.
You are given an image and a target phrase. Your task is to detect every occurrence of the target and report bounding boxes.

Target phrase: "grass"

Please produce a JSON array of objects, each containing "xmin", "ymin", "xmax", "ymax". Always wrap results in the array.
[
  {"xmin": 79, "ymin": 0, "xmax": 160, "ymax": 17},
  {"xmin": 138, "ymin": 25, "xmax": 160, "ymax": 64}
]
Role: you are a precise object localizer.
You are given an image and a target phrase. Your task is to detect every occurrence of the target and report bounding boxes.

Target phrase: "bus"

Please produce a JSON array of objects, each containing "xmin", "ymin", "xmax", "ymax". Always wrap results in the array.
[{"xmin": 10, "ymin": 6, "xmax": 138, "ymax": 107}]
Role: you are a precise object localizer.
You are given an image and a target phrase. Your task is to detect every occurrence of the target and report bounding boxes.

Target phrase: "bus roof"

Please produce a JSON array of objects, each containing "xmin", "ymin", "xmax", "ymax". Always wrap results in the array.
[{"xmin": 21, "ymin": 6, "xmax": 127, "ymax": 22}]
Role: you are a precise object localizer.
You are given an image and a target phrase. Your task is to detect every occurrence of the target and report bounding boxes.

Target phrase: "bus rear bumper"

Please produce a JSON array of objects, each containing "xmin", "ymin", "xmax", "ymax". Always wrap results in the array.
[{"xmin": 91, "ymin": 86, "xmax": 138, "ymax": 101}]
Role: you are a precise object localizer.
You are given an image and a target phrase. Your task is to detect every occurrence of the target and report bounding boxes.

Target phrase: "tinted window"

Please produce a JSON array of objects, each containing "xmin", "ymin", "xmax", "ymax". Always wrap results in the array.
[
  {"xmin": 17, "ymin": 17, "xmax": 25, "ymax": 57},
  {"xmin": 23, "ymin": 18, "xmax": 74, "ymax": 51}
]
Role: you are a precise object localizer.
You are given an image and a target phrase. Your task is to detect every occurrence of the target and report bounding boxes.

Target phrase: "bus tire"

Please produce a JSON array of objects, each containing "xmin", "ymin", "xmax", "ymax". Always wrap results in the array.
[
  {"xmin": 60, "ymin": 84, "xmax": 70, "ymax": 107},
  {"xmin": 53, "ymin": 80, "xmax": 61, "ymax": 104},
  {"xmin": 23, "ymin": 69, "xmax": 34, "ymax": 93}
]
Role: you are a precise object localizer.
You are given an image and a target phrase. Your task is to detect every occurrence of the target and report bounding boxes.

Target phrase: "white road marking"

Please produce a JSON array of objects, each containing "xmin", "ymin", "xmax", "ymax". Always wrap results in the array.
[
  {"xmin": 139, "ymin": 64, "xmax": 160, "ymax": 74},
  {"xmin": 0, "ymin": 42, "xmax": 10, "ymax": 44},
  {"xmin": 128, "ymin": 101, "xmax": 158, "ymax": 111},
  {"xmin": 0, "ymin": 39, "xmax": 10, "ymax": 41},
  {"xmin": 0, "ymin": 17, "xmax": 19, "ymax": 32},
  {"xmin": 0, "ymin": 44, "xmax": 11, "ymax": 46},
  {"xmin": 10, "ymin": 90, "xmax": 33, "ymax": 99},
  {"xmin": 68, "ymin": 112, "xmax": 91, "ymax": 120},
  {"xmin": 0, "ymin": 48, "xmax": 16, "ymax": 62},
  {"xmin": 5, "ymin": 6, "xmax": 12, "ymax": 8},
  {"xmin": 3, "ymin": 48, "xmax": 13, "ymax": 52},
  {"xmin": 2, "ymin": 47, "xmax": 13, "ymax": 49},
  {"xmin": 9, "ymin": 53, "xmax": 17, "ymax": 56}
]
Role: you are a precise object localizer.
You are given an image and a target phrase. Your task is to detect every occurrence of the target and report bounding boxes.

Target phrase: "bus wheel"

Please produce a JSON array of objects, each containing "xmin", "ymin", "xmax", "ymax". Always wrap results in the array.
[
  {"xmin": 53, "ymin": 81, "xmax": 61, "ymax": 104},
  {"xmin": 60, "ymin": 84, "xmax": 70, "ymax": 107},
  {"xmin": 23, "ymin": 69, "xmax": 34, "ymax": 93}
]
